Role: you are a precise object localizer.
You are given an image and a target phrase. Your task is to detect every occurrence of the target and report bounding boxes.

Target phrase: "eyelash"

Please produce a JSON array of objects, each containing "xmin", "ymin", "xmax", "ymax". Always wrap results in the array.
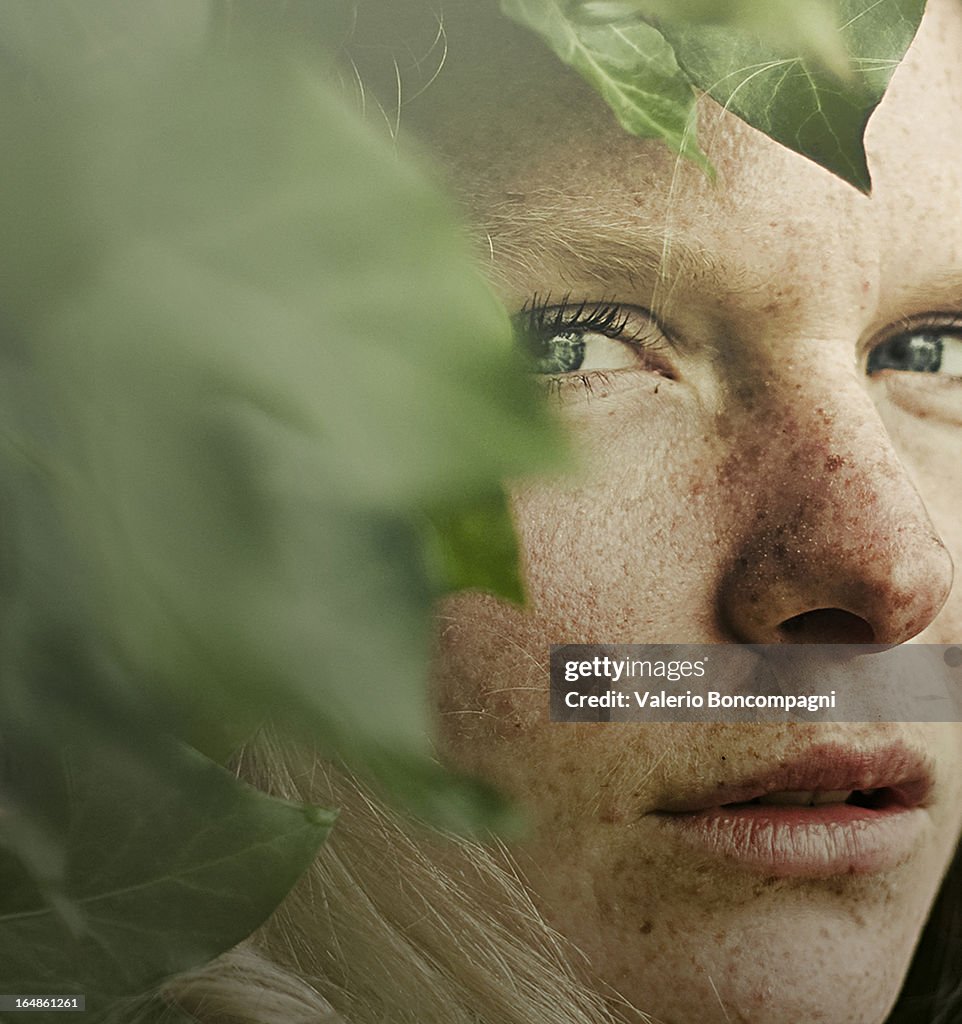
[
  {"xmin": 883, "ymin": 315, "xmax": 962, "ymax": 349},
  {"xmin": 516, "ymin": 294, "xmax": 666, "ymax": 396},
  {"xmin": 519, "ymin": 294, "xmax": 632, "ymax": 340}
]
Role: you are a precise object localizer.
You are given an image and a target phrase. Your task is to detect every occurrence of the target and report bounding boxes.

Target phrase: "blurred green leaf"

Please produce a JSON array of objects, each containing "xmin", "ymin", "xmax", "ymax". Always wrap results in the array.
[
  {"xmin": 423, "ymin": 489, "xmax": 525, "ymax": 605},
  {"xmin": 652, "ymin": 0, "xmax": 925, "ymax": 191},
  {"xmin": 0, "ymin": 2, "xmax": 561, "ymax": 1009},
  {"xmin": 362, "ymin": 750, "xmax": 526, "ymax": 839},
  {"xmin": 0, "ymin": 5, "xmax": 561, "ymax": 840},
  {"xmin": 0, "ymin": 737, "xmax": 332, "ymax": 1022},
  {"xmin": 501, "ymin": 0, "xmax": 710, "ymax": 171},
  {"xmin": 208, "ymin": 0, "xmax": 358, "ymax": 53},
  {"xmin": 0, "ymin": 0, "xmax": 210, "ymax": 89},
  {"xmin": 113, "ymin": 1003, "xmax": 202, "ymax": 1024}
]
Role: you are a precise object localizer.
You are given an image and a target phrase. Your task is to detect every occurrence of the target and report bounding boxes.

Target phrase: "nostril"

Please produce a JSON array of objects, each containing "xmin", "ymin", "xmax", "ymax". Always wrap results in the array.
[{"xmin": 777, "ymin": 608, "xmax": 876, "ymax": 645}]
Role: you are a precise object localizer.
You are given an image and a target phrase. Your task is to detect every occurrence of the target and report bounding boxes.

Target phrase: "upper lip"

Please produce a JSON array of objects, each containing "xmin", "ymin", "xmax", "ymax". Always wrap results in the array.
[{"xmin": 656, "ymin": 742, "xmax": 935, "ymax": 813}]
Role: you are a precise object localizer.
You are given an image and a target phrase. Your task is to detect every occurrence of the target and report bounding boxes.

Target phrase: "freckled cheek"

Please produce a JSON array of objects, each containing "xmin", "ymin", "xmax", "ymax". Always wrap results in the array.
[
  {"xmin": 872, "ymin": 403, "xmax": 962, "ymax": 636},
  {"xmin": 433, "ymin": 594, "xmax": 668, "ymax": 825},
  {"xmin": 435, "ymin": 662, "xmax": 598, "ymax": 831},
  {"xmin": 433, "ymin": 395, "xmax": 729, "ymax": 786},
  {"xmin": 510, "ymin": 396, "xmax": 728, "ymax": 622}
]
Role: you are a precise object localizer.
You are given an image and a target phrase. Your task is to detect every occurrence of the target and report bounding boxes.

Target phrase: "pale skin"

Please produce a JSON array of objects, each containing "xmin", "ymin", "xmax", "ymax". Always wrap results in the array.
[{"xmin": 411, "ymin": 1, "xmax": 962, "ymax": 1021}]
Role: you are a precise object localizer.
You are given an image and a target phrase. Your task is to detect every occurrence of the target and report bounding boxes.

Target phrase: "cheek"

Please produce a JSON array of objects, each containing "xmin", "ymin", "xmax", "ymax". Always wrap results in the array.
[
  {"xmin": 872, "ymin": 391, "xmax": 962, "ymax": 640},
  {"xmin": 434, "ymin": 590, "xmax": 613, "ymax": 822},
  {"xmin": 433, "ymin": 385, "xmax": 721, "ymax": 818},
  {"xmin": 509, "ymin": 380, "xmax": 729, "ymax": 639},
  {"xmin": 434, "ymin": 591, "xmax": 690, "ymax": 846}
]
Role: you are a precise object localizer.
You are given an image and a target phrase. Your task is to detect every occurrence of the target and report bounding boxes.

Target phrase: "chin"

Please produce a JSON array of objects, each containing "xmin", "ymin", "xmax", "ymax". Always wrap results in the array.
[
  {"xmin": 512, "ymin": 795, "xmax": 953, "ymax": 1024},
  {"xmin": 549, "ymin": 874, "xmax": 932, "ymax": 1024},
  {"xmin": 619, "ymin": 903, "xmax": 925, "ymax": 1024}
]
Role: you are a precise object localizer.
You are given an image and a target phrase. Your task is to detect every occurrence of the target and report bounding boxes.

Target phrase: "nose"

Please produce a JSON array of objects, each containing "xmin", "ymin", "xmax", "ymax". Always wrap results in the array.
[{"xmin": 718, "ymin": 365, "xmax": 954, "ymax": 645}]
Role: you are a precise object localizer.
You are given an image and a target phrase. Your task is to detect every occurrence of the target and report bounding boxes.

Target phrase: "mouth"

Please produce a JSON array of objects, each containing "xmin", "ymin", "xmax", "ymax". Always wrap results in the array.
[{"xmin": 654, "ymin": 743, "xmax": 934, "ymax": 878}]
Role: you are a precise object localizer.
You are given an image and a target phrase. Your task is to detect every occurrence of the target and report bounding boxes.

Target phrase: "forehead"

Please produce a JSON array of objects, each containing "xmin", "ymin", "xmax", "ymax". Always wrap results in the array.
[{"xmin": 411, "ymin": 0, "xmax": 962, "ymax": 330}]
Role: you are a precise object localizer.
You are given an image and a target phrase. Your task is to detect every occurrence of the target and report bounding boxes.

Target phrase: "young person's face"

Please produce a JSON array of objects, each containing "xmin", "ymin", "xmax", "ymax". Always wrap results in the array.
[{"xmin": 423, "ymin": 1, "xmax": 962, "ymax": 1021}]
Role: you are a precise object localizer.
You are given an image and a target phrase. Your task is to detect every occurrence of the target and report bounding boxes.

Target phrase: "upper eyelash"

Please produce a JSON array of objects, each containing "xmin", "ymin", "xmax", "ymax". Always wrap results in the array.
[
  {"xmin": 518, "ymin": 293, "xmax": 634, "ymax": 340},
  {"xmin": 909, "ymin": 315, "xmax": 962, "ymax": 335},
  {"xmin": 890, "ymin": 313, "xmax": 962, "ymax": 334}
]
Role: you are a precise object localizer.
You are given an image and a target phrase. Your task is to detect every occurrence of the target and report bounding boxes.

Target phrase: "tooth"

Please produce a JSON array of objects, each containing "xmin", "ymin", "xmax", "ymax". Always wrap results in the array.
[
  {"xmin": 756, "ymin": 789, "xmax": 853, "ymax": 806},
  {"xmin": 758, "ymin": 791, "xmax": 815, "ymax": 805},
  {"xmin": 811, "ymin": 790, "xmax": 852, "ymax": 805}
]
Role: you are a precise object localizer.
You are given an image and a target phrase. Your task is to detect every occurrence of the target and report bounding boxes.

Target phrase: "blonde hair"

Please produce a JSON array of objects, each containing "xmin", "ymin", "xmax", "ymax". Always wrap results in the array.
[{"xmin": 155, "ymin": 732, "xmax": 638, "ymax": 1024}]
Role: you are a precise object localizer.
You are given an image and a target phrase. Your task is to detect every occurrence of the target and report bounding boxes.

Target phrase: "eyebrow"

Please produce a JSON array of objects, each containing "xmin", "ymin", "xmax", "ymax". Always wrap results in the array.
[{"xmin": 470, "ymin": 188, "xmax": 734, "ymax": 305}]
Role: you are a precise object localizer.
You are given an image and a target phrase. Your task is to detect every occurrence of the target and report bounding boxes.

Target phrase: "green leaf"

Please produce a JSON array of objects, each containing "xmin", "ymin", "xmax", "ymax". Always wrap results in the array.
[
  {"xmin": 500, "ymin": 0, "xmax": 710, "ymax": 171},
  {"xmin": 567, "ymin": 0, "xmax": 848, "ymax": 77},
  {"xmin": 422, "ymin": 489, "xmax": 526, "ymax": 605},
  {"xmin": 109, "ymin": 1001, "xmax": 202, "ymax": 1024},
  {"xmin": 0, "ymin": 3, "xmax": 553, "ymax": 1013},
  {"xmin": 362, "ymin": 751, "xmax": 526, "ymax": 839},
  {"xmin": 0, "ymin": 0, "xmax": 211, "ymax": 89},
  {"xmin": 651, "ymin": 0, "xmax": 926, "ymax": 192},
  {"xmin": 104, "ymin": 1001, "xmax": 201, "ymax": 1024},
  {"xmin": 0, "ymin": 12, "xmax": 561, "ymax": 833},
  {"xmin": 0, "ymin": 738, "xmax": 332, "ymax": 1022}
]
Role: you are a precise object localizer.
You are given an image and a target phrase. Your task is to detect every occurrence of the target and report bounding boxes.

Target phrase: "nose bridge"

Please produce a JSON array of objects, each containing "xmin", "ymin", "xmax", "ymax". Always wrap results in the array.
[{"xmin": 718, "ymin": 359, "xmax": 953, "ymax": 645}]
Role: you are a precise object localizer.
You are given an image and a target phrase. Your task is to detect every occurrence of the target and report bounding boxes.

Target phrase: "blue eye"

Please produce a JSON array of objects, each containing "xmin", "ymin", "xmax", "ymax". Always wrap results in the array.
[
  {"xmin": 867, "ymin": 333, "xmax": 942, "ymax": 374},
  {"xmin": 515, "ymin": 297, "xmax": 672, "ymax": 380},
  {"xmin": 531, "ymin": 330, "xmax": 586, "ymax": 374},
  {"xmin": 866, "ymin": 329, "xmax": 962, "ymax": 379}
]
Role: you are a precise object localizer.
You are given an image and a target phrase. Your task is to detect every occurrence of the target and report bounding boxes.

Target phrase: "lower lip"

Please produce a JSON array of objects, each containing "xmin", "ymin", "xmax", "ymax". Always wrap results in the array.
[{"xmin": 655, "ymin": 803, "xmax": 928, "ymax": 878}]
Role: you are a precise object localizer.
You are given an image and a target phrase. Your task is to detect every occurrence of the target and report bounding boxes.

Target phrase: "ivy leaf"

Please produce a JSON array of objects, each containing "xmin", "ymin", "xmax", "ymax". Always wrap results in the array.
[
  {"xmin": 0, "ymin": 737, "xmax": 333, "ymax": 1022},
  {"xmin": 0, "ymin": 0, "xmax": 210, "ymax": 91},
  {"xmin": 107, "ymin": 1002, "xmax": 202, "ymax": 1024},
  {"xmin": 567, "ymin": 0, "xmax": 848, "ymax": 77},
  {"xmin": 650, "ymin": 0, "xmax": 926, "ymax": 192},
  {"xmin": 422, "ymin": 489, "xmax": 525, "ymax": 605},
  {"xmin": 509, "ymin": 0, "xmax": 923, "ymax": 191},
  {"xmin": 118, "ymin": 1005, "xmax": 202, "ymax": 1024},
  {"xmin": 0, "ymin": 7, "xmax": 562, "ymax": 837},
  {"xmin": 0, "ymin": 3, "xmax": 558, "ymax": 1012},
  {"xmin": 500, "ymin": 0, "xmax": 710, "ymax": 171}
]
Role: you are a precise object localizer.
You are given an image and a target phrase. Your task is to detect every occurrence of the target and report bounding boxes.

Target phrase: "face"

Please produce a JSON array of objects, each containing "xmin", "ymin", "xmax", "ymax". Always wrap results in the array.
[{"xmin": 417, "ymin": 2, "xmax": 962, "ymax": 1021}]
